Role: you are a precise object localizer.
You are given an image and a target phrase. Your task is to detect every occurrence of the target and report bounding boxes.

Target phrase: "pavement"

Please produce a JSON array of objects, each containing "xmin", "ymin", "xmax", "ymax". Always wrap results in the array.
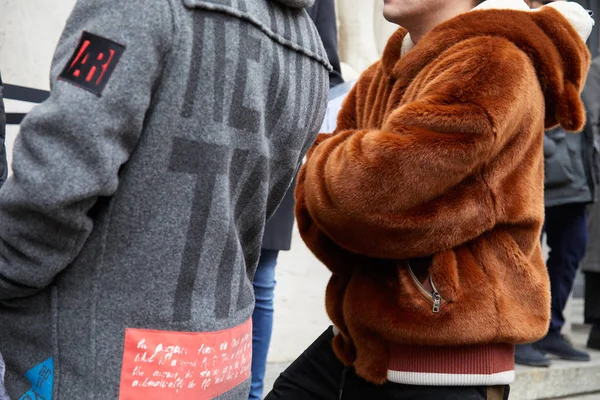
[{"xmin": 511, "ymin": 324, "xmax": 600, "ymax": 400}]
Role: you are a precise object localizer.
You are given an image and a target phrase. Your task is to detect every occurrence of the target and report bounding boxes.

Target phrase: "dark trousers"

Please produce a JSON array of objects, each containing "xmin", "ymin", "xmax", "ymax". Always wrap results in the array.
[
  {"xmin": 585, "ymin": 271, "xmax": 600, "ymax": 324},
  {"xmin": 544, "ymin": 204, "xmax": 589, "ymax": 334},
  {"xmin": 265, "ymin": 328, "xmax": 510, "ymax": 400}
]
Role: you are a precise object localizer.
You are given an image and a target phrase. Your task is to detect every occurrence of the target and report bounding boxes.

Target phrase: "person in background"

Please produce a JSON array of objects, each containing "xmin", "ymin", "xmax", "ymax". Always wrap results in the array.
[
  {"xmin": 0, "ymin": 71, "xmax": 6, "ymax": 188},
  {"xmin": 581, "ymin": 55, "xmax": 600, "ymax": 351},
  {"xmin": 266, "ymin": 0, "xmax": 593, "ymax": 398},
  {"xmin": 0, "ymin": 0, "xmax": 329, "ymax": 398},
  {"xmin": 514, "ymin": 0, "xmax": 597, "ymax": 368},
  {"xmin": 250, "ymin": 1, "xmax": 343, "ymax": 398},
  {"xmin": 307, "ymin": 0, "xmax": 344, "ymax": 88}
]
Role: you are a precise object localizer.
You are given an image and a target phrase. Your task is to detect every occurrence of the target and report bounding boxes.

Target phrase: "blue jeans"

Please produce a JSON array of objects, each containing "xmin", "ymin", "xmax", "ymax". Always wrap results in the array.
[
  {"xmin": 544, "ymin": 203, "xmax": 589, "ymax": 334},
  {"xmin": 250, "ymin": 249, "xmax": 279, "ymax": 400}
]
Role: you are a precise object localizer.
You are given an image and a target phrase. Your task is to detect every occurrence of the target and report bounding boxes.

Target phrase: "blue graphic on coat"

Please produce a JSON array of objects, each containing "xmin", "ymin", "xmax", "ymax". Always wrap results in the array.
[{"xmin": 18, "ymin": 358, "xmax": 53, "ymax": 400}]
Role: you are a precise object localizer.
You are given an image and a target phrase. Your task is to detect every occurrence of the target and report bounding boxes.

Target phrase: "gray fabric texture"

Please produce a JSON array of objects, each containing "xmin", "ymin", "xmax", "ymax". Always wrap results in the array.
[
  {"xmin": 582, "ymin": 57, "xmax": 600, "ymax": 273},
  {"xmin": 261, "ymin": 0, "xmax": 342, "ymax": 251},
  {"xmin": 0, "ymin": 72, "xmax": 6, "ymax": 188},
  {"xmin": 543, "ymin": 115, "xmax": 598, "ymax": 206},
  {"xmin": 543, "ymin": 125, "xmax": 594, "ymax": 206},
  {"xmin": 0, "ymin": 0, "xmax": 329, "ymax": 398},
  {"xmin": 582, "ymin": 197, "xmax": 600, "ymax": 272},
  {"xmin": 585, "ymin": 57, "xmax": 600, "ymax": 156},
  {"xmin": 271, "ymin": 0, "xmax": 314, "ymax": 8}
]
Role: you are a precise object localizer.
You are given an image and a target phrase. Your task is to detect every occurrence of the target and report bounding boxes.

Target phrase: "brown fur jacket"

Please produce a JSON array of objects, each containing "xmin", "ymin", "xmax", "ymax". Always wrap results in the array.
[{"xmin": 295, "ymin": 6, "xmax": 591, "ymax": 384}]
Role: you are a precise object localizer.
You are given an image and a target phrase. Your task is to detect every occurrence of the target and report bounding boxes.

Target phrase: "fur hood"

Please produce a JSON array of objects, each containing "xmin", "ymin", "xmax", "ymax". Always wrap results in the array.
[
  {"xmin": 383, "ymin": 2, "xmax": 592, "ymax": 132},
  {"xmin": 475, "ymin": 0, "xmax": 593, "ymax": 43}
]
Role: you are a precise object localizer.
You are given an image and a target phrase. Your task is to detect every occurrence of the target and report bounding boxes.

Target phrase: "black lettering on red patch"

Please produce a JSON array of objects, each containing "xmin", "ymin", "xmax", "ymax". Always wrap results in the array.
[{"xmin": 59, "ymin": 31, "xmax": 125, "ymax": 96}]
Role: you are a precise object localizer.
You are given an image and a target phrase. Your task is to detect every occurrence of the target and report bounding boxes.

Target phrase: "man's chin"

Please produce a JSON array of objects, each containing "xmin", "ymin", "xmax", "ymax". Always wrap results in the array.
[{"xmin": 382, "ymin": 8, "xmax": 400, "ymax": 25}]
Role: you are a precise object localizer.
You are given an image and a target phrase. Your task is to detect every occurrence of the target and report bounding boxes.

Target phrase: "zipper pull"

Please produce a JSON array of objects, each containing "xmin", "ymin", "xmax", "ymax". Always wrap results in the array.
[
  {"xmin": 432, "ymin": 292, "xmax": 441, "ymax": 313},
  {"xmin": 429, "ymin": 275, "xmax": 442, "ymax": 313}
]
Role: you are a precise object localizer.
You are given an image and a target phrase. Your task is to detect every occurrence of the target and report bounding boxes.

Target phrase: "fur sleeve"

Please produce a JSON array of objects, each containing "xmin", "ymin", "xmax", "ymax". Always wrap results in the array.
[
  {"xmin": 295, "ymin": 69, "xmax": 376, "ymax": 273},
  {"xmin": 298, "ymin": 36, "xmax": 542, "ymax": 261}
]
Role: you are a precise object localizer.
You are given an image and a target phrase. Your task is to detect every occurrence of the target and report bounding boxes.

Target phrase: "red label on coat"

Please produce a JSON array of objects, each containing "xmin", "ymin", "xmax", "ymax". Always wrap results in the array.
[
  {"xmin": 118, "ymin": 320, "xmax": 252, "ymax": 400},
  {"xmin": 59, "ymin": 31, "xmax": 125, "ymax": 96}
]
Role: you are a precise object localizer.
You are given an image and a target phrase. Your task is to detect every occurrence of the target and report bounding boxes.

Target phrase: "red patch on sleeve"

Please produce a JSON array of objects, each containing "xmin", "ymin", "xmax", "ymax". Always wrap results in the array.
[{"xmin": 58, "ymin": 31, "xmax": 125, "ymax": 96}]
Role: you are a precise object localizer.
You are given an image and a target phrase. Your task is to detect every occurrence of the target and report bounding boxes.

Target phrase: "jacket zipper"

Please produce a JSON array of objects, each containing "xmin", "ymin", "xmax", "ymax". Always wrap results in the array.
[{"xmin": 407, "ymin": 264, "xmax": 443, "ymax": 314}]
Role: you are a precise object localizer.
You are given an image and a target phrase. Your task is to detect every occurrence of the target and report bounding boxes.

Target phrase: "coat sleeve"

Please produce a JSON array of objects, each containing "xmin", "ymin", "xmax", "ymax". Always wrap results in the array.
[
  {"xmin": 297, "ymin": 37, "xmax": 542, "ymax": 262},
  {"xmin": 0, "ymin": 0, "xmax": 174, "ymax": 299}
]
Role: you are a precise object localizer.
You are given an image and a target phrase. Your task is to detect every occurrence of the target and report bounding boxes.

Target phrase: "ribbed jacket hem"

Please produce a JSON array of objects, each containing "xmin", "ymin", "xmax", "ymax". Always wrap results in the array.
[
  {"xmin": 388, "ymin": 343, "xmax": 515, "ymax": 386},
  {"xmin": 387, "ymin": 370, "xmax": 515, "ymax": 386}
]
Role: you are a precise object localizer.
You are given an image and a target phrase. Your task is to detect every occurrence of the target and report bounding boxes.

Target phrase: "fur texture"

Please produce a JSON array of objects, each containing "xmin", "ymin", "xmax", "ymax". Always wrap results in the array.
[{"xmin": 295, "ymin": 7, "xmax": 590, "ymax": 384}]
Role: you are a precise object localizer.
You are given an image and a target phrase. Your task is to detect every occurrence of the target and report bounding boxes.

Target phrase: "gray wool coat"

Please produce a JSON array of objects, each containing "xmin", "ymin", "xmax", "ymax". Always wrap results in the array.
[
  {"xmin": 0, "ymin": 0, "xmax": 329, "ymax": 398},
  {"xmin": 582, "ymin": 56, "xmax": 600, "ymax": 274},
  {"xmin": 583, "ymin": 200, "xmax": 600, "ymax": 273}
]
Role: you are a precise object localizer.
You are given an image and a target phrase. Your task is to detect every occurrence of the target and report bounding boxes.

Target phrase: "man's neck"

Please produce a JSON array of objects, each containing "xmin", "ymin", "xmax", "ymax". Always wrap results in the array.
[{"xmin": 406, "ymin": 4, "xmax": 474, "ymax": 43}]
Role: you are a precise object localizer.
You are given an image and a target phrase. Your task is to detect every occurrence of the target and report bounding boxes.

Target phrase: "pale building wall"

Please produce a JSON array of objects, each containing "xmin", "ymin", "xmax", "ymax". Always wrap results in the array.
[
  {"xmin": 0, "ymin": 0, "xmax": 76, "ymax": 89},
  {"xmin": 0, "ymin": 0, "xmax": 76, "ymax": 170},
  {"xmin": 335, "ymin": 0, "xmax": 397, "ymax": 79}
]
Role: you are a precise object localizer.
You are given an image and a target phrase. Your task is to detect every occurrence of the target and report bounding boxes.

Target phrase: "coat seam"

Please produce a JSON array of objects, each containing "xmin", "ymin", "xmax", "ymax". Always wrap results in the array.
[
  {"xmin": 182, "ymin": 2, "xmax": 332, "ymax": 71},
  {"xmin": 90, "ymin": 200, "xmax": 115, "ymax": 400}
]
